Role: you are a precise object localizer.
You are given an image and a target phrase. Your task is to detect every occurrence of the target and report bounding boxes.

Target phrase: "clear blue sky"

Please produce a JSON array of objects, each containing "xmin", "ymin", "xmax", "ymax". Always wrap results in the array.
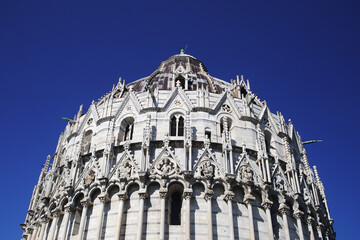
[{"xmin": 1, "ymin": 0, "xmax": 358, "ymax": 239}]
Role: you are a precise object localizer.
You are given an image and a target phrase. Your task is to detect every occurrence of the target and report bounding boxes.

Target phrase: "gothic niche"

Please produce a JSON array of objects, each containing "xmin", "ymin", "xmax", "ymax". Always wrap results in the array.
[{"xmin": 81, "ymin": 130, "xmax": 92, "ymax": 155}]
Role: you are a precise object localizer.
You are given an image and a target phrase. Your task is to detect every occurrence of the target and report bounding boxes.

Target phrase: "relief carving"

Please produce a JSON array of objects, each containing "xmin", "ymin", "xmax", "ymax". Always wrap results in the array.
[
  {"xmin": 150, "ymin": 152, "xmax": 179, "ymax": 177},
  {"xmin": 118, "ymin": 160, "xmax": 137, "ymax": 180},
  {"xmin": 194, "ymin": 158, "xmax": 220, "ymax": 180},
  {"xmin": 274, "ymin": 173, "xmax": 285, "ymax": 191},
  {"xmin": 237, "ymin": 158, "xmax": 254, "ymax": 183}
]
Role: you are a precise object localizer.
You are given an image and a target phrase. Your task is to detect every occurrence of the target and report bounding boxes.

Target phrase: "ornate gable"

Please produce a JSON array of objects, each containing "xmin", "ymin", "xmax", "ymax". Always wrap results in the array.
[
  {"xmin": 74, "ymin": 147, "xmax": 101, "ymax": 190},
  {"xmin": 77, "ymin": 104, "xmax": 100, "ymax": 133},
  {"xmin": 258, "ymin": 105, "xmax": 279, "ymax": 134},
  {"xmin": 108, "ymin": 142, "xmax": 139, "ymax": 181},
  {"xmin": 235, "ymin": 152, "xmax": 263, "ymax": 184},
  {"xmin": 162, "ymin": 87, "xmax": 193, "ymax": 111},
  {"xmin": 271, "ymin": 163, "xmax": 294, "ymax": 194},
  {"xmin": 194, "ymin": 139, "xmax": 224, "ymax": 180},
  {"xmin": 212, "ymin": 91, "xmax": 242, "ymax": 119},
  {"xmin": 114, "ymin": 91, "xmax": 143, "ymax": 120},
  {"xmin": 149, "ymin": 137, "xmax": 181, "ymax": 178}
]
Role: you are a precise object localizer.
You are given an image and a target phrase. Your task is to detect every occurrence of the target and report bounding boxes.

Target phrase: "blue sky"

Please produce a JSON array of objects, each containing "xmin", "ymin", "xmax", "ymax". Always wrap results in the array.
[{"xmin": 1, "ymin": 0, "xmax": 359, "ymax": 239}]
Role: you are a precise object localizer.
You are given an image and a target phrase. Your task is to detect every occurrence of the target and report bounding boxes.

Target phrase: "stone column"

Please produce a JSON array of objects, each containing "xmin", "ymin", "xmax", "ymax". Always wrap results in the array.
[
  {"xmin": 136, "ymin": 191, "xmax": 148, "ymax": 240},
  {"xmin": 183, "ymin": 189, "xmax": 192, "ymax": 240},
  {"xmin": 293, "ymin": 210, "xmax": 305, "ymax": 240},
  {"xmin": 78, "ymin": 197, "xmax": 92, "ymax": 240},
  {"xmin": 31, "ymin": 224, "xmax": 39, "ymax": 240},
  {"xmin": 59, "ymin": 203, "xmax": 73, "ymax": 240},
  {"xmin": 279, "ymin": 204, "xmax": 291, "ymax": 240},
  {"xmin": 23, "ymin": 229, "xmax": 32, "ymax": 240},
  {"xmin": 205, "ymin": 191, "xmax": 214, "ymax": 240},
  {"xmin": 27, "ymin": 228, "xmax": 34, "ymax": 240},
  {"xmin": 245, "ymin": 195, "xmax": 255, "ymax": 240},
  {"xmin": 95, "ymin": 193, "xmax": 109, "ymax": 240},
  {"xmin": 261, "ymin": 158, "xmax": 267, "ymax": 181},
  {"xmin": 38, "ymin": 216, "xmax": 50, "ymax": 240},
  {"xmin": 114, "ymin": 192, "xmax": 127, "ymax": 240},
  {"xmin": 307, "ymin": 217, "xmax": 315, "ymax": 240},
  {"xmin": 265, "ymin": 158, "xmax": 271, "ymax": 182},
  {"xmin": 47, "ymin": 210, "xmax": 60, "ymax": 240},
  {"xmin": 225, "ymin": 191, "xmax": 235, "ymax": 240},
  {"xmin": 159, "ymin": 189, "xmax": 167, "ymax": 240},
  {"xmin": 262, "ymin": 201, "xmax": 274, "ymax": 240}
]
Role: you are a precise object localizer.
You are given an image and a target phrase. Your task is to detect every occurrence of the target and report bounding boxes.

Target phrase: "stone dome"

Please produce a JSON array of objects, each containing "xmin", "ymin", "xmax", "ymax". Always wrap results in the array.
[
  {"xmin": 21, "ymin": 53, "xmax": 335, "ymax": 240},
  {"xmin": 128, "ymin": 53, "xmax": 229, "ymax": 94}
]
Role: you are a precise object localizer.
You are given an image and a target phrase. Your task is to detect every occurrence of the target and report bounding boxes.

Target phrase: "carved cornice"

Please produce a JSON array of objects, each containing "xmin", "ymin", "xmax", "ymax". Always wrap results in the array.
[
  {"xmin": 307, "ymin": 216, "xmax": 314, "ymax": 226},
  {"xmin": 98, "ymin": 193, "xmax": 110, "ymax": 204},
  {"xmin": 261, "ymin": 199, "xmax": 273, "ymax": 209},
  {"xmin": 139, "ymin": 190, "xmax": 148, "ymax": 200},
  {"xmin": 96, "ymin": 116, "xmax": 114, "ymax": 126},
  {"xmin": 204, "ymin": 190, "xmax": 214, "ymax": 201},
  {"xmin": 293, "ymin": 210, "xmax": 304, "ymax": 219},
  {"xmin": 80, "ymin": 197, "xmax": 92, "ymax": 208},
  {"xmin": 224, "ymin": 191, "xmax": 235, "ymax": 202},
  {"xmin": 279, "ymin": 203, "xmax": 290, "ymax": 215},
  {"xmin": 244, "ymin": 193, "xmax": 255, "ymax": 205},
  {"xmin": 64, "ymin": 203, "xmax": 74, "ymax": 213},
  {"xmin": 183, "ymin": 188, "xmax": 193, "ymax": 200},
  {"xmin": 159, "ymin": 189, "xmax": 167, "ymax": 199},
  {"xmin": 117, "ymin": 192, "xmax": 128, "ymax": 201}
]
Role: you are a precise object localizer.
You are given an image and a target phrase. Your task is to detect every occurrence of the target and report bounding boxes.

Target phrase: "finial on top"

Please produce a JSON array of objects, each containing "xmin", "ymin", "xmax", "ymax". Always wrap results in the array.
[{"xmin": 180, "ymin": 47, "xmax": 185, "ymax": 54}]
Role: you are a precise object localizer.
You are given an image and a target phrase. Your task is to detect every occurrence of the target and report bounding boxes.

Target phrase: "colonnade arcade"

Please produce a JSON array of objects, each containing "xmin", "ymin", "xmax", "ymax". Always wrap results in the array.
[{"xmin": 25, "ymin": 172, "xmax": 328, "ymax": 240}]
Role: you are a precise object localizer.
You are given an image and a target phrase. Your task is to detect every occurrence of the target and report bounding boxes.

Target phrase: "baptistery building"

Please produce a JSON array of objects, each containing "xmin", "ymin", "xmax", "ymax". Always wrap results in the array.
[{"xmin": 21, "ymin": 51, "xmax": 335, "ymax": 240}]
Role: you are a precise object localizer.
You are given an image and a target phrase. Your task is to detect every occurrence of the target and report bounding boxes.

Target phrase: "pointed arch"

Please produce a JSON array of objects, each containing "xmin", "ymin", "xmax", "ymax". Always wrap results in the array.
[
  {"xmin": 118, "ymin": 117, "xmax": 135, "ymax": 142},
  {"xmin": 170, "ymin": 114, "xmax": 184, "ymax": 137},
  {"xmin": 81, "ymin": 130, "xmax": 92, "ymax": 155}
]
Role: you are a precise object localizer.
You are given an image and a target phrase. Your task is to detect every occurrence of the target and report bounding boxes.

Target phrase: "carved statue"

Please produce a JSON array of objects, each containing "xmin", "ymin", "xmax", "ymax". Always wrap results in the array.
[
  {"xmin": 84, "ymin": 170, "xmax": 96, "ymax": 185},
  {"xmin": 275, "ymin": 174, "xmax": 285, "ymax": 191},
  {"xmin": 201, "ymin": 160, "xmax": 214, "ymax": 179},
  {"xmin": 158, "ymin": 158, "xmax": 174, "ymax": 174},
  {"xmin": 240, "ymin": 165, "xmax": 253, "ymax": 182},
  {"xmin": 119, "ymin": 161, "xmax": 132, "ymax": 180},
  {"xmin": 303, "ymin": 186, "xmax": 311, "ymax": 203},
  {"xmin": 204, "ymin": 135, "xmax": 210, "ymax": 149},
  {"xmin": 56, "ymin": 181, "xmax": 66, "ymax": 199}
]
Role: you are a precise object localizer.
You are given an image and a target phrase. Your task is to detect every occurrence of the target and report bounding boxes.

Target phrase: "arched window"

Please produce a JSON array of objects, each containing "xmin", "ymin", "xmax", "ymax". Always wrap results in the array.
[
  {"xmin": 71, "ymin": 194, "xmax": 84, "ymax": 236},
  {"xmin": 170, "ymin": 192, "xmax": 182, "ymax": 225},
  {"xmin": 175, "ymin": 76, "xmax": 186, "ymax": 89},
  {"xmin": 264, "ymin": 130, "xmax": 272, "ymax": 156},
  {"xmin": 240, "ymin": 86, "xmax": 247, "ymax": 99},
  {"xmin": 220, "ymin": 117, "xmax": 232, "ymax": 139},
  {"xmin": 170, "ymin": 115, "xmax": 184, "ymax": 137},
  {"xmin": 81, "ymin": 130, "xmax": 92, "ymax": 155},
  {"xmin": 119, "ymin": 117, "xmax": 135, "ymax": 142},
  {"xmin": 168, "ymin": 183, "xmax": 184, "ymax": 225},
  {"xmin": 205, "ymin": 128, "xmax": 211, "ymax": 141},
  {"xmin": 124, "ymin": 122, "xmax": 134, "ymax": 141}
]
